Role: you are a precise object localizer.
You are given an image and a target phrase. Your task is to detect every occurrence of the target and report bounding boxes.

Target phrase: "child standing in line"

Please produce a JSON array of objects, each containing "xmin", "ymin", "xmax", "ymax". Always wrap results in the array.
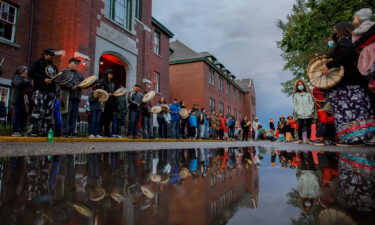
[
  {"xmin": 88, "ymin": 83, "xmax": 103, "ymax": 138},
  {"xmin": 189, "ymin": 111, "xmax": 198, "ymax": 139},
  {"xmin": 293, "ymin": 79, "xmax": 315, "ymax": 144}
]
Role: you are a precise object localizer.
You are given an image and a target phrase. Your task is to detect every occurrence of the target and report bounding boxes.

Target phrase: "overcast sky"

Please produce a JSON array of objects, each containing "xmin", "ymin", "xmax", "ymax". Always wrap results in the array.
[{"xmin": 153, "ymin": 0, "xmax": 296, "ymax": 128}]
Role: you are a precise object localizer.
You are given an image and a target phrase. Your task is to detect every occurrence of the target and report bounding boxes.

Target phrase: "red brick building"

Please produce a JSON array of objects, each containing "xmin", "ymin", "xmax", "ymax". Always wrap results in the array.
[
  {"xmin": 0, "ymin": 0, "xmax": 173, "ymax": 112},
  {"xmin": 169, "ymin": 40, "xmax": 257, "ymax": 122}
]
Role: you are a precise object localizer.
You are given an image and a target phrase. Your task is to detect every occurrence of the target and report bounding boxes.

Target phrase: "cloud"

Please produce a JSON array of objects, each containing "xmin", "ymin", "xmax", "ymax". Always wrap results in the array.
[{"xmin": 153, "ymin": 0, "xmax": 296, "ymax": 126}]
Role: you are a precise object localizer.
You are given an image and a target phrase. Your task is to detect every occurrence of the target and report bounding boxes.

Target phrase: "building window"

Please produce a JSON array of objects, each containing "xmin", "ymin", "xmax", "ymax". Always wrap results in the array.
[
  {"xmin": 209, "ymin": 68, "xmax": 215, "ymax": 85},
  {"xmin": 106, "ymin": 0, "xmax": 133, "ymax": 29},
  {"xmin": 0, "ymin": 1, "xmax": 17, "ymax": 42},
  {"xmin": 210, "ymin": 175, "xmax": 216, "ymax": 188},
  {"xmin": 154, "ymin": 72, "xmax": 160, "ymax": 93},
  {"xmin": 226, "ymin": 81, "xmax": 231, "ymax": 96},
  {"xmin": 219, "ymin": 102, "xmax": 224, "ymax": 115},
  {"xmin": 209, "ymin": 97, "xmax": 215, "ymax": 113},
  {"xmin": 239, "ymin": 112, "xmax": 242, "ymax": 120},
  {"xmin": 153, "ymin": 31, "xmax": 161, "ymax": 55},
  {"xmin": 135, "ymin": 0, "xmax": 142, "ymax": 20},
  {"xmin": 219, "ymin": 76, "xmax": 223, "ymax": 91},
  {"xmin": 251, "ymin": 96, "xmax": 256, "ymax": 106},
  {"xmin": 234, "ymin": 109, "xmax": 237, "ymax": 119},
  {"xmin": 210, "ymin": 201, "xmax": 217, "ymax": 217},
  {"xmin": 227, "ymin": 106, "xmax": 231, "ymax": 116},
  {"xmin": 233, "ymin": 88, "xmax": 237, "ymax": 100},
  {"xmin": 221, "ymin": 195, "xmax": 226, "ymax": 209}
]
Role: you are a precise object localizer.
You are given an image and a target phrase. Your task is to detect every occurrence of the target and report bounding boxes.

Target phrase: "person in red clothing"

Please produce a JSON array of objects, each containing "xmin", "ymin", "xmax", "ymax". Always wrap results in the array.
[
  {"xmin": 218, "ymin": 113, "xmax": 226, "ymax": 140},
  {"xmin": 288, "ymin": 116, "xmax": 296, "ymax": 139},
  {"xmin": 310, "ymin": 88, "xmax": 336, "ymax": 146}
]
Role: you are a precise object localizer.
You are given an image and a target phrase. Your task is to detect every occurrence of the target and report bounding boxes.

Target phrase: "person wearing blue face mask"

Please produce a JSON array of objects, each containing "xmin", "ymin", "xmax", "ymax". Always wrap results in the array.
[
  {"xmin": 327, "ymin": 38, "xmax": 335, "ymax": 48},
  {"xmin": 292, "ymin": 79, "xmax": 315, "ymax": 144}
]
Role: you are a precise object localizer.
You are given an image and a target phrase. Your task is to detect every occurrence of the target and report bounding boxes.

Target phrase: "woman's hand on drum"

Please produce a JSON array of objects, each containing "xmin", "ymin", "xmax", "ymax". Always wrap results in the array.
[
  {"xmin": 321, "ymin": 65, "xmax": 329, "ymax": 75},
  {"xmin": 44, "ymin": 78, "xmax": 52, "ymax": 84}
]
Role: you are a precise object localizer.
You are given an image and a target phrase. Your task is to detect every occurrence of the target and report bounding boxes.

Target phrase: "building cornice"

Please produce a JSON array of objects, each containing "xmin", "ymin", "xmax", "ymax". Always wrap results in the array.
[{"xmin": 151, "ymin": 17, "xmax": 174, "ymax": 38}]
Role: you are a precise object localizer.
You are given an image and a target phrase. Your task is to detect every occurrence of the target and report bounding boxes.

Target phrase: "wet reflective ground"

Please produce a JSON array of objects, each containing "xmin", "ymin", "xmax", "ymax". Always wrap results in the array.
[{"xmin": 0, "ymin": 148, "xmax": 373, "ymax": 225}]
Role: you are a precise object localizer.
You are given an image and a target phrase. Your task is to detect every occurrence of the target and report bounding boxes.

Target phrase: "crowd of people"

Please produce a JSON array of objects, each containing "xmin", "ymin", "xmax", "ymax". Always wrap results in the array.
[
  {"xmin": 267, "ymin": 8, "xmax": 375, "ymax": 146},
  {"xmin": 8, "ymin": 48, "xmax": 260, "ymax": 140}
]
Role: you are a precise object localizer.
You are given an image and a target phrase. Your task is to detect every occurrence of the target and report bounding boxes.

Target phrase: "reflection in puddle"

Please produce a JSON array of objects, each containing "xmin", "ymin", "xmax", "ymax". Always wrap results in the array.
[{"xmin": 0, "ymin": 148, "xmax": 373, "ymax": 225}]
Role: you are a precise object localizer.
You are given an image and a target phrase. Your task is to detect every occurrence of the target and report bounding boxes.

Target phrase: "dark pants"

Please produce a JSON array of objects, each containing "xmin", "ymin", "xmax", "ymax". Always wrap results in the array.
[
  {"xmin": 89, "ymin": 110, "xmax": 101, "ymax": 136},
  {"xmin": 112, "ymin": 118, "xmax": 123, "ymax": 136},
  {"xmin": 102, "ymin": 108, "xmax": 114, "ymax": 137},
  {"xmin": 157, "ymin": 117, "xmax": 168, "ymax": 138},
  {"xmin": 242, "ymin": 128, "xmax": 249, "ymax": 141},
  {"xmin": 298, "ymin": 118, "xmax": 312, "ymax": 140},
  {"xmin": 229, "ymin": 127, "xmax": 235, "ymax": 138},
  {"xmin": 291, "ymin": 128, "xmax": 295, "ymax": 138},
  {"xmin": 62, "ymin": 98, "xmax": 80, "ymax": 136},
  {"xmin": 317, "ymin": 123, "xmax": 336, "ymax": 141},
  {"xmin": 29, "ymin": 90, "xmax": 56, "ymax": 136},
  {"xmin": 188, "ymin": 126, "xmax": 196, "ymax": 138},
  {"xmin": 12, "ymin": 105, "xmax": 27, "ymax": 133},
  {"xmin": 170, "ymin": 120, "xmax": 180, "ymax": 138},
  {"xmin": 142, "ymin": 116, "xmax": 152, "ymax": 138},
  {"xmin": 180, "ymin": 119, "xmax": 188, "ymax": 138},
  {"xmin": 219, "ymin": 129, "xmax": 224, "ymax": 140},
  {"xmin": 128, "ymin": 110, "xmax": 140, "ymax": 137}
]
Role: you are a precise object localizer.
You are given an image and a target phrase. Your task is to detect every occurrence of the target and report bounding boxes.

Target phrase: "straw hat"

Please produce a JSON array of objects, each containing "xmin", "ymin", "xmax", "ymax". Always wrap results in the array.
[
  {"xmin": 161, "ymin": 104, "xmax": 170, "ymax": 113},
  {"xmin": 179, "ymin": 167, "xmax": 190, "ymax": 180},
  {"xmin": 114, "ymin": 87, "xmax": 127, "ymax": 97},
  {"xmin": 150, "ymin": 106, "xmax": 162, "ymax": 114},
  {"xmin": 89, "ymin": 187, "xmax": 106, "ymax": 202},
  {"xmin": 179, "ymin": 108, "xmax": 189, "ymax": 119},
  {"xmin": 140, "ymin": 185, "xmax": 155, "ymax": 199},
  {"xmin": 78, "ymin": 75, "xmax": 97, "ymax": 89},
  {"xmin": 142, "ymin": 91, "xmax": 156, "ymax": 103},
  {"xmin": 93, "ymin": 89, "xmax": 109, "ymax": 103},
  {"xmin": 150, "ymin": 173, "xmax": 161, "ymax": 183},
  {"xmin": 72, "ymin": 202, "xmax": 92, "ymax": 217},
  {"xmin": 307, "ymin": 56, "xmax": 344, "ymax": 89}
]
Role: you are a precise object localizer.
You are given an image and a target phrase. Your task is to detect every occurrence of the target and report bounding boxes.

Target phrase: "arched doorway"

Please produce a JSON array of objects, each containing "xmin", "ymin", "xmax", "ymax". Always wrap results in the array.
[{"xmin": 99, "ymin": 54, "xmax": 127, "ymax": 87}]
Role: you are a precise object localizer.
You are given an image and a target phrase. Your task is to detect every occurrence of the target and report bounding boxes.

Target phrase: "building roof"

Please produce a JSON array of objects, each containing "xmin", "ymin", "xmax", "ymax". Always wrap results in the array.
[
  {"xmin": 169, "ymin": 40, "xmax": 249, "ymax": 94},
  {"xmin": 236, "ymin": 78, "xmax": 255, "ymax": 92},
  {"xmin": 151, "ymin": 17, "xmax": 174, "ymax": 38}
]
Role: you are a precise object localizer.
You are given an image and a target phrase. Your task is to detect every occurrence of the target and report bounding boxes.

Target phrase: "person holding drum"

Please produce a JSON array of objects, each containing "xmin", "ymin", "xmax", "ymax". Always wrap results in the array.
[
  {"xmin": 179, "ymin": 101, "xmax": 189, "ymax": 139},
  {"xmin": 155, "ymin": 97, "xmax": 168, "ymax": 138},
  {"xmin": 169, "ymin": 98, "xmax": 181, "ymax": 139},
  {"xmin": 60, "ymin": 58, "xmax": 84, "ymax": 137},
  {"xmin": 100, "ymin": 69, "xmax": 118, "ymax": 137},
  {"xmin": 127, "ymin": 84, "xmax": 143, "ymax": 138},
  {"xmin": 321, "ymin": 22, "xmax": 374, "ymax": 146},
  {"xmin": 28, "ymin": 48, "xmax": 58, "ymax": 137}
]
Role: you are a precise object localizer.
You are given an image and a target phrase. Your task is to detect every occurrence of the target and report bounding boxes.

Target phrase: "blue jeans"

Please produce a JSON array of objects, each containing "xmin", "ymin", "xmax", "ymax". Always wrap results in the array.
[
  {"xmin": 62, "ymin": 98, "xmax": 79, "ymax": 136},
  {"xmin": 199, "ymin": 124, "xmax": 206, "ymax": 138},
  {"xmin": 12, "ymin": 105, "xmax": 27, "ymax": 133},
  {"xmin": 89, "ymin": 110, "xmax": 101, "ymax": 135},
  {"xmin": 128, "ymin": 110, "xmax": 140, "ymax": 137},
  {"xmin": 157, "ymin": 117, "xmax": 168, "ymax": 138},
  {"xmin": 142, "ymin": 116, "xmax": 152, "ymax": 138},
  {"xmin": 170, "ymin": 120, "xmax": 180, "ymax": 138},
  {"xmin": 112, "ymin": 118, "xmax": 123, "ymax": 135}
]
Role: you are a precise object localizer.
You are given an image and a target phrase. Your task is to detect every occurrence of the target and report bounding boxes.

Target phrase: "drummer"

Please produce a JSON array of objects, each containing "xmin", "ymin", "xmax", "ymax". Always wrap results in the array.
[
  {"xmin": 100, "ymin": 69, "xmax": 117, "ymax": 137},
  {"xmin": 60, "ymin": 58, "xmax": 84, "ymax": 137},
  {"xmin": 169, "ymin": 98, "xmax": 181, "ymax": 139},
  {"xmin": 28, "ymin": 48, "xmax": 58, "ymax": 137},
  {"xmin": 127, "ymin": 84, "xmax": 143, "ymax": 138},
  {"xmin": 141, "ymin": 90, "xmax": 153, "ymax": 139}
]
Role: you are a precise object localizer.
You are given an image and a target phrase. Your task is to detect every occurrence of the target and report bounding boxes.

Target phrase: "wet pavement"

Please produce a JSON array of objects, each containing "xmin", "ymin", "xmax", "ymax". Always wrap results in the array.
[{"xmin": 0, "ymin": 147, "xmax": 374, "ymax": 225}]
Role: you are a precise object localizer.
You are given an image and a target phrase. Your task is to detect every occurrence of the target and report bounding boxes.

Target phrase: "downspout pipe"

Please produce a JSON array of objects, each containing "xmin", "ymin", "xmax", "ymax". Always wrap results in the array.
[{"xmin": 27, "ymin": 0, "xmax": 35, "ymax": 66}]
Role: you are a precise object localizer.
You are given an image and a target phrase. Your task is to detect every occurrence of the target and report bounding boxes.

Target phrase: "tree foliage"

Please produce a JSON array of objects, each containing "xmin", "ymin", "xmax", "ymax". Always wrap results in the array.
[{"xmin": 277, "ymin": 0, "xmax": 375, "ymax": 95}]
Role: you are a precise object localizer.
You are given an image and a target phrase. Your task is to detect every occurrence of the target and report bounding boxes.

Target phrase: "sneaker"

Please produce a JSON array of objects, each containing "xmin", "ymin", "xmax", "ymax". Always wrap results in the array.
[
  {"xmin": 95, "ymin": 135, "xmax": 103, "ymax": 138},
  {"xmin": 336, "ymin": 141, "xmax": 365, "ymax": 147},
  {"xmin": 117, "ymin": 135, "xmax": 122, "ymax": 138},
  {"xmin": 309, "ymin": 140, "xmax": 325, "ymax": 146},
  {"xmin": 111, "ymin": 135, "xmax": 117, "ymax": 138},
  {"xmin": 364, "ymin": 136, "xmax": 375, "ymax": 146},
  {"xmin": 294, "ymin": 140, "xmax": 303, "ymax": 144},
  {"xmin": 303, "ymin": 140, "xmax": 311, "ymax": 144},
  {"xmin": 12, "ymin": 132, "xmax": 23, "ymax": 137},
  {"xmin": 88, "ymin": 134, "xmax": 96, "ymax": 138},
  {"xmin": 28, "ymin": 133, "xmax": 38, "ymax": 137}
]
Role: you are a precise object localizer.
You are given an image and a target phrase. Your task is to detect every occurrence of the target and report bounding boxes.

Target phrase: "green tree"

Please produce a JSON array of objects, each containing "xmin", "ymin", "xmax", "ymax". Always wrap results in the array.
[{"xmin": 277, "ymin": 0, "xmax": 375, "ymax": 95}]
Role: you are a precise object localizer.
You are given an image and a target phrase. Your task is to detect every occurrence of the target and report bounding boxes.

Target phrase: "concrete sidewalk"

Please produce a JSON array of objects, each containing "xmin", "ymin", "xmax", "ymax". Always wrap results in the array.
[{"xmin": 0, "ymin": 138, "xmax": 373, "ymax": 157}]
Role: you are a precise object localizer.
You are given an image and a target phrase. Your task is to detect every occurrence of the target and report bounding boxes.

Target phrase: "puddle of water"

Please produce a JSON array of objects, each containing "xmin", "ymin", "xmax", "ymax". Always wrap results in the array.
[{"xmin": 0, "ymin": 147, "xmax": 373, "ymax": 225}]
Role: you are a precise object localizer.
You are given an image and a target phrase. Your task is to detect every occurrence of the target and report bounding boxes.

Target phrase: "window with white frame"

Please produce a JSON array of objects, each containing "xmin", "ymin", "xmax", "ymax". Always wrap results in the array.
[
  {"xmin": 106, "ymin": 0, "xmax": 133, "ymax": 30},
  {"xmin": 219, "ymin": 102, "xmax": 224, "ymax": 115},
  {"xmin": 209, "ymin": 68, "xmax": 215, "ymax": 85},
  {"xmin": 233, "ymin": 88, "xmax": 237, "ymax": 100},
  {"xmin": 0, "ymin": 1, "xmax": 17, "ymax": 42},
  {"xmin": 219, "ymin": 76, "xmax": 223, "ymax": 91},
  {"xmin": 153, "ymin": 31, "xmax": 161, "ymax": 55},
  {"xmin": 227, "ymin": 106, "xmax": 231, "ymax": 116},
  {"xmin": 135, "ymin": 0, "xmax": 142, "ymax": 20},
  {"xmin": 209, "ymin": 97, "xmax": 215, "ymax": 113},
  {"xmin": 226, "ymin": 81, "xmax": 231, "ymax": 96},
  {"xmin": 234, "ymin": 109, "xmax": 237, "ymax": 119},
  {"xmin": 154, "ymin": 72, "xmax": 160, "ymax": 93}
]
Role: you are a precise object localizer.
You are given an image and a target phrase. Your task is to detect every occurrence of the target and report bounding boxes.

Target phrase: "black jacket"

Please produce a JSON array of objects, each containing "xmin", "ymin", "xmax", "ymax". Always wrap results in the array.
[
  {"xmin": 28, "ymin": 58, "xmax": 57, "ymax": 93},
  {"xmin": 100, "ymin": 78, "xmax": 117, "ymax": 110},
  {"xmin": 326, "ymin": 36, "xmax": 366, "ymax": 88},
  {"xmin": 11, "ymin": 74, "xmax": 32, "ymax": 106}
]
